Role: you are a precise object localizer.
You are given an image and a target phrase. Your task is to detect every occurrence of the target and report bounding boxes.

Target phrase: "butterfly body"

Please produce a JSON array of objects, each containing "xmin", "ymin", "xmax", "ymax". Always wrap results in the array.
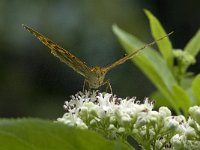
[
  {"xmin": 23, "ymin": 24, "xmax": 172, "ymax": 92},
  {"xmin": 86, "ymin": 66, "xmax": 107, "ymax": 89}
]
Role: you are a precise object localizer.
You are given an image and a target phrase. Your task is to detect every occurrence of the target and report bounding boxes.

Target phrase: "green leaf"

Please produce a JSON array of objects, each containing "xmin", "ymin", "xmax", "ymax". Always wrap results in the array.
[
  {"xmin": 151, "ymin": 91, "xmax": 172, "ymax": 108},
  {"xmin": 172, "ymin": 84, "xmax": 191, "ymax": 115},
  {"xmin": 144, "ymin": 9, "xmax": 173, "ymax": 68},
  {"xmin": 184, "ymin": 30, "xmax": 200, "ymax": 57},
  {"xmin": 180, "ymin": 76, "xmax": 194, "ymax": 90},
  {"xmin": 192, "ymin": 74, "xmax": 200, "ymax": 105},
  {"xmin": 182, "ymin": 30, "xmax": 200, "ymax": 73},
  {"xmin": 113, "ymin": 25, "xmax": 180, "ymax": 114},
  {"xmin": 0, "ymin": 118, "xmax": 130, "ymax": 150}
]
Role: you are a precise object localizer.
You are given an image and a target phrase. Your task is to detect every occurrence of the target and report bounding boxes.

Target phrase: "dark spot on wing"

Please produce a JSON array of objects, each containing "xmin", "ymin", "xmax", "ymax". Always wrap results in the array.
[
  {"xmin": 47, "ymin": 40, "xmax": 53, "ymax": 44},
  {"xmin": 53, "ymin": 45, "xmax": 59, "ymax": 49}
]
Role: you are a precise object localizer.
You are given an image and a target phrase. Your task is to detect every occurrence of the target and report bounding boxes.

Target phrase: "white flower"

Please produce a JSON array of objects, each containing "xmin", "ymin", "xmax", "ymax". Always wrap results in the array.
[
  {"xmin": 163, "ymin": 116, "xmax": 179, "ymax": 131},
  {"xmin": 189, "ymin": 106, "xmax": 200, "ymax": 124},
  {"xmin": 97, "ymin": 93, "xmax": 113, "ymax": 112},
  {"xmin": 159, "ymin": 107, "xmax": 171, "ymax": 118},
  {"xmin": 171, "ymin": 134, "xmax": 184, "ymax": 149},
  {"xmin": 143, "ymin": 97, "xmax": 154, "ymax": 111},
  {"xmin": 57, "ymin": 113, "xmax": 88, "ymax": 129},
  {"xmin": 57, "ymin": 90, "xmax": 200, "ymax": 149},
  {"xmin": 118, "ymin": 127, "xmax": 125, "ymax": 133},
  {"xmin": 148, "ymin": 111, "xmax": 160, "ymax": 123},
  {"xmin": 185, "ymin": 126, "xmax": 196, "ymax": 139},
  {"xmin": 108, "ymin": 124, "xmax": 116, "ymax": 131},
  {"xmin": 58, "ymin": 91, "xmax": 155, "ymax": 132}
]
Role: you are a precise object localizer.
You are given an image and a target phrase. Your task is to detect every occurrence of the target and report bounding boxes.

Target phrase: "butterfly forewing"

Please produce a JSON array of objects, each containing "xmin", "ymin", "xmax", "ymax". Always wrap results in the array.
[{"xmin": 23, "ymin": 25, "xmax": 91, "ymax": 77}]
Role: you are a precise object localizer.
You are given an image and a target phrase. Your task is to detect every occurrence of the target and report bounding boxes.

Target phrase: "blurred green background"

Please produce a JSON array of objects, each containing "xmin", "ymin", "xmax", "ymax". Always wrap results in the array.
[{"xmin": 0, "ymin": 0, "xmax": 199, "ymax": 118}]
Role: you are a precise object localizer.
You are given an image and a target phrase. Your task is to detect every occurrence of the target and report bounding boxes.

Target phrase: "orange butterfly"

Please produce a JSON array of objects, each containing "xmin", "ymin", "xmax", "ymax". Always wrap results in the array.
[{"xmin": 23, "ymin": 24, "xmax": 173, "ymax": 93}]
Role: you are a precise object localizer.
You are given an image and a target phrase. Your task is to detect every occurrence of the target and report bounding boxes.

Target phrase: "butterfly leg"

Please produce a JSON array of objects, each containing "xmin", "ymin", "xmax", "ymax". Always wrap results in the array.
[
  {"xmin": 83, "ymin": 80, "xmax": 91, "ymax": 92},
  {"xmin": 83, "ymin": 80, "xmax": 87, "ymax": 92},
  {"xmin": 102, "ymin": 80, "xmax": 112, "ymax": 94}
]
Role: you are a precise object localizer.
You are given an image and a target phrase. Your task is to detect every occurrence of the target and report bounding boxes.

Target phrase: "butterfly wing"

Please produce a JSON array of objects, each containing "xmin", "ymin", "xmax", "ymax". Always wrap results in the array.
[
  {"xmin": 104, "ymin": 31, "xmax": 173, "ymax": 72},
  {"xmin": 23, "ymin": 25, "xmax": 91, "ymax": 77}
]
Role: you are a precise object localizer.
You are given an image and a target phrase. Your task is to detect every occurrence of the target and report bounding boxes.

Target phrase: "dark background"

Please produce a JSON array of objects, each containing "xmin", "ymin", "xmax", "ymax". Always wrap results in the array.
[{"xmin": 0, "ymin": 0, "xmax": 200, "ymax": 119}]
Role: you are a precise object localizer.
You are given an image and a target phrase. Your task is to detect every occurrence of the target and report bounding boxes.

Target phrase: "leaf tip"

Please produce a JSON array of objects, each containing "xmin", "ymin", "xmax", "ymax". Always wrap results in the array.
[
  {"xmin": 112, "ymin": 24, "xmax": 119, "ymax": 33},
  {"xmin": 143, "ymin": 9, "xmax": 149, "ymax": 14},
  {"xmin": 144, "ymin": 9, "xmax": 152, "ymax": 17}
]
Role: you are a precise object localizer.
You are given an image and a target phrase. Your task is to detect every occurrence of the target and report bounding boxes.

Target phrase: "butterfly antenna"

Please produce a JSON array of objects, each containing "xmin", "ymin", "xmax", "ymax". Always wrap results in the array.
[
  {"xmin": 104, "ymin": 31, "xmax": 174, "ymax": 72},
  {"xmin": 128, "ymin": 31, "xmax": 174, "ymax": 58}
]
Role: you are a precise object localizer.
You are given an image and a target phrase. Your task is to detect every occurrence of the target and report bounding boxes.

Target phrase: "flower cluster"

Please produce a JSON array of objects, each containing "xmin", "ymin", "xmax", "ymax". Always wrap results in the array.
[{"xmin": 57, "ymin": 91, "xmax": 200, "ymax": 150}]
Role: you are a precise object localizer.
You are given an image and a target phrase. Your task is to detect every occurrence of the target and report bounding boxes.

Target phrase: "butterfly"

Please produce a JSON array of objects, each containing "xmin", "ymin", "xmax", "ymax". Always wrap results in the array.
[{"xmin": 23, "ymin": 24, "xmax": 173, "ymax": 93}]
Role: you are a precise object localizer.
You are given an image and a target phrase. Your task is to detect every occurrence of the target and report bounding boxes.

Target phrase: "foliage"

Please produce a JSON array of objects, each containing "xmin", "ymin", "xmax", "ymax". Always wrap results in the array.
[
  {"xmin": 0, "ymin": 118, "xmax": 130, "ymax": 150},
  {"xmin": 113, "ymin": 9, "xmax": 200, "ymax": 116}
]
